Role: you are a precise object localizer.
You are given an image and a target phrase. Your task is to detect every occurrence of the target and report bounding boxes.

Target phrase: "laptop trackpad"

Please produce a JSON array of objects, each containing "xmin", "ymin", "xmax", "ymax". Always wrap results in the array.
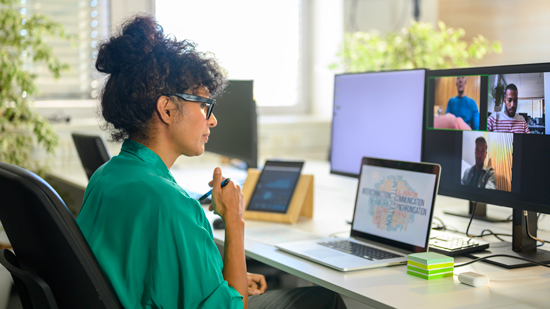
[{"xmin": 304, "ymin": 249, "xmax": 346, "ymax": 259}]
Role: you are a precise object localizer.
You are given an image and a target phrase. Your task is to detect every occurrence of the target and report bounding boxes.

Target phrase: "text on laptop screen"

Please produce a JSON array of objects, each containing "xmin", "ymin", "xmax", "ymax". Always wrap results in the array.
[{"xmin": 353, "ymin": 164, "xmax": 436, "ymax": 248}]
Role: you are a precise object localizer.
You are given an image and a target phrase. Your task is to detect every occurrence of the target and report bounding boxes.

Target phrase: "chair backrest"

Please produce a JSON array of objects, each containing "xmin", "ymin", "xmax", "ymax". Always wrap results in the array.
[
  {"xmin": 71, "ymin": 133, "xmax": 111, "ymax": 180},
  {"xmin": 0, "ymin": 162, "xmax": 122, "ymax": 308}
]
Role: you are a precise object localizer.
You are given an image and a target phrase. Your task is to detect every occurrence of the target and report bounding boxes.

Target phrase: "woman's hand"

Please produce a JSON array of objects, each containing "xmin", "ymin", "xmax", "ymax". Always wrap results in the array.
[
  {"xmin": 247, "ymin": 273, "xmax": 267, "ymax": 296},
  {"xmin": 209, "ymin": 167, "xmax": 249, "ymax": 306},
  {"xmin": 209, "ymin": 167, "xmax": 245, "ymax": 225}
]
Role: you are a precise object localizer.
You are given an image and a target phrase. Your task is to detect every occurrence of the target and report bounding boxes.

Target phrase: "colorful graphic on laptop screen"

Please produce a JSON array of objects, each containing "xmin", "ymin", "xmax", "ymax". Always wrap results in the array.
[{"xmin": 353, "ymin": 165, "xmax": 437, "ymax": 248}]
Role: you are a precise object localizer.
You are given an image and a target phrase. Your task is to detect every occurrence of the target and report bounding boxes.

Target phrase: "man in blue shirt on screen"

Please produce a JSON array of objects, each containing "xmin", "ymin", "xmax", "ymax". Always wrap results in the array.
[{"xmin": 446, "ymin": 76, "xmax": 479, "ymax": 130}]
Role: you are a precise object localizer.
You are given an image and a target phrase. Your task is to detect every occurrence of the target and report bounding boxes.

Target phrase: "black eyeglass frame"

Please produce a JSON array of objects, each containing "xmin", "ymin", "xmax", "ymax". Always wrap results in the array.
[{"xmin": 165, "ymin": 93, "xmax": 216, "ymax": 119}]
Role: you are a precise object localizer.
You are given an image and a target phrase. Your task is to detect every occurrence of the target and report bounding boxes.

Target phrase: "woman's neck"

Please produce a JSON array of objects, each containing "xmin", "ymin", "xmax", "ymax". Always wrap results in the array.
[{"xmin": 130, "ymin": 136, "xmax": 178, "ymax": 170}]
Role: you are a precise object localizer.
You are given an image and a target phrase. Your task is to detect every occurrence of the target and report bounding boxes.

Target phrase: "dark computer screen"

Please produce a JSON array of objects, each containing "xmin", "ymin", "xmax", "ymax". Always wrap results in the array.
[
  {"xmin": 423, "ymin": 63, "xmax": 550, "ymax": 213},
  {"xmin": 71, "ymin": 133, "xmax": 111, "ymax": 180},
  {"xmin": 206, "ymin": 80, "xmax": 258, "ymax": 168},
  {"xmin": 330, "ymin": 69, "xmax": 426, "ymax": 177},
  {"xmin": 423, "ymin": 62, "xmax": 550, "ymax": 268}
]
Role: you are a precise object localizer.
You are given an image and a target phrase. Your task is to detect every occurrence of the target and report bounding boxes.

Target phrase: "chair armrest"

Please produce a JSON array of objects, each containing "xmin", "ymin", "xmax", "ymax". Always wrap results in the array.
[{"xmin": 0, "ymin": 249, "xmax": 58, "ymax": 309}]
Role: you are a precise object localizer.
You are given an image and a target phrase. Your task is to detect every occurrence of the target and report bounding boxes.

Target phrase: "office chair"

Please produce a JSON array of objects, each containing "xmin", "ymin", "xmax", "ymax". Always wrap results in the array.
[
  {"xmin": 71, "ymin": 133, "xmax": 111, "ymax": 180},
  {"xmin": 0, "ymin": 162, "xmax": 122, "ymax": 308}
]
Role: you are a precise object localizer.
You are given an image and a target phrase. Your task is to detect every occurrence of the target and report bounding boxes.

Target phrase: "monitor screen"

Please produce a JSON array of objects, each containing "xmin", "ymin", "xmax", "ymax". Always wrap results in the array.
[
  {"xmin": 330, "ymin": 69, "xmax": 426, "ymax": 177},
  {"xmin": 206, "ymin": 80, "xmax": 258, "ymax": 168},
  {"xmin": 423, "ymin": 62, "xmax": 550, "ymax": 214}
]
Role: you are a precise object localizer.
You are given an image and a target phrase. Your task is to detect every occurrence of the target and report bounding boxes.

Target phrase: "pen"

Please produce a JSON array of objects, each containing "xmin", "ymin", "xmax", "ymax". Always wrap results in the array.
[{"xmin": 197, "ymin": 178, "xmax": 231, "ymax": 202}]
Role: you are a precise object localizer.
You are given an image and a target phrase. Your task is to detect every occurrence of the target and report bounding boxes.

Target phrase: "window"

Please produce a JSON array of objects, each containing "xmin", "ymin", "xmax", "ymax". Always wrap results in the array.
[
  {"xmin": 156, "ymin": 0, "xmax": 308, "ymax": 112},
  {"xmin": 22, "ymin": 0, "xmax": 109, "ymax": 100}
]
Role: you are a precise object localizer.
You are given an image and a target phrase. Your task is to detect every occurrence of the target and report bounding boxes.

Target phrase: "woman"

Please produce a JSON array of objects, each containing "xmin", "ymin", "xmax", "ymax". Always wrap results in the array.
[{"xmin": 77, "ymin": 14, "xmax": 345, "ymax": 309}]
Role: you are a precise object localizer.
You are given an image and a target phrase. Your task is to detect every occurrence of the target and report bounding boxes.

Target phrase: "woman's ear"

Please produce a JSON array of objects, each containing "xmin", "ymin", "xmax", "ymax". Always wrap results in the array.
[{"xmin": 156, "ymin": 95, "xmax": 174, "ymax": 124}]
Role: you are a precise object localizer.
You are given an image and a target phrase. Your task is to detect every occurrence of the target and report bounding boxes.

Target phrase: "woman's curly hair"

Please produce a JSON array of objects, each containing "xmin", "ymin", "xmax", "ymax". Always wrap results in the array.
[{"xmin": 95, "ymin": 14, "xmax": 227, "ymax": 142}]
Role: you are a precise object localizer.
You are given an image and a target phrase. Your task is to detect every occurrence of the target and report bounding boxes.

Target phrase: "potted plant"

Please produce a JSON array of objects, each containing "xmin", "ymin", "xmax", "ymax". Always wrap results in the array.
[
  {"xmin": 490, "ymin": 82, "xmax": 506, "ymax": 112},
  {"xmin": 0, "ymin": 0, "xmax": 72, "ymax": 176},
  {"xmin": 331, "ymin": 21, "xmax": 502, "ymax": 72}
]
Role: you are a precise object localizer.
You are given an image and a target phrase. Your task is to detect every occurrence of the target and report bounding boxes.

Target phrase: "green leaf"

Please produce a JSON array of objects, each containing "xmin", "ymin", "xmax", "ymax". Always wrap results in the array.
[
  {"xmin": 332, "ymin": 20, "xmax": 502, "ymax": 73},
  {"xmin": 0, "ymin": 0, "xmax": 71, "ymax": 173}
]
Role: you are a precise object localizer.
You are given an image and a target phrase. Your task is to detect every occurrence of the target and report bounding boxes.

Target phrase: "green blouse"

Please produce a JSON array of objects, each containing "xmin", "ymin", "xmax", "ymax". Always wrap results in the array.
[{"xmin": 76, "ymin": 139, "xmax": 243, "ymax": 309}]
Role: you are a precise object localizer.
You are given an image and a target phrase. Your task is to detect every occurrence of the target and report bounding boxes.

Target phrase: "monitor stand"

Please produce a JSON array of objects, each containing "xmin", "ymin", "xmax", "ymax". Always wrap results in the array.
[
  {"xmin": 443, "ymin": 201, "xmax": 509, "ymax": 223},
  {"xmin": 467, "ymin": 209, "xmax": 550, "ymax": 268}
]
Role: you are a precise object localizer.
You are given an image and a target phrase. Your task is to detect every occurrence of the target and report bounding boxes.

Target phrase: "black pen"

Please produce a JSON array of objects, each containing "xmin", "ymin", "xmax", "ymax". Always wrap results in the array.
[{"xmin": 197, "ymin": 178, "xmax": 231, "ymax": 202}]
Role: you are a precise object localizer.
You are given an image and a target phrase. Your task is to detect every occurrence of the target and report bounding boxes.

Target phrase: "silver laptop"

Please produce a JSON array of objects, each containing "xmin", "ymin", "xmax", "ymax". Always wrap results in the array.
[{"xmin": 276, "ymin": 157, "xmax": 441, "ymax": 272}]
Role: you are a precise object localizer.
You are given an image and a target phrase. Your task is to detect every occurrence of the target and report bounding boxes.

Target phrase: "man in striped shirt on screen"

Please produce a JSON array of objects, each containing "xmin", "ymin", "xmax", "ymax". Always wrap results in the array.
[{"xmin": 487, "ymin": 83, "xmax": 530, "ymax": 134}]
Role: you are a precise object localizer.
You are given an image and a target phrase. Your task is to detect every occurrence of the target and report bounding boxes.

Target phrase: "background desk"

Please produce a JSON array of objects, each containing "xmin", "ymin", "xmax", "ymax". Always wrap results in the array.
[{"xmin": 51, "ymin": 157, "xmax": 550, "ymax": 308}]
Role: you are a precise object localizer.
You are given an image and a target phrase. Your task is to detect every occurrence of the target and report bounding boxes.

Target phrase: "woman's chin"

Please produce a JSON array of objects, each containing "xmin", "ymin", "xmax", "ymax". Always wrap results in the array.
[{"xmin": 182, "ymin": 147, "xmax": 205, "ymax": 157}]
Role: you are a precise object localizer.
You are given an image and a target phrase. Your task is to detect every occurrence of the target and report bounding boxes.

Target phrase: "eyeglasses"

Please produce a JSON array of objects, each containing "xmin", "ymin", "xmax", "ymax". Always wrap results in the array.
[{"xmin": 165, "ymin": 93, "xmax": 216, "ymax": 120}]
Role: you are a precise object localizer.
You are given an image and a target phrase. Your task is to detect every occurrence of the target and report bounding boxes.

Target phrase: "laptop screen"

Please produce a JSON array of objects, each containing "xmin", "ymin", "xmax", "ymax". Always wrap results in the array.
[{"xmin": 351, "ymin": 157, "xmax": 440, "ymax": 252}]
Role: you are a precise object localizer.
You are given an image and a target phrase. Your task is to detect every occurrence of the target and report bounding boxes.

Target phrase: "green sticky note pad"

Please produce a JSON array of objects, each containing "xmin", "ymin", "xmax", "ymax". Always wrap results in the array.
[
  {"xmin": 408, "ymin": 252, "xmax": 454, "ymax": 265},
  {"xmin": 408, "ymin": 260, "xmax": 454, "ymax": 270},
  {"xmin": 407, "ymin": 270, "xmax": 453, "ymax": 280},
  {"xmin": 407, "ymin": 265, "xmax": 454, "ymax": 275}
]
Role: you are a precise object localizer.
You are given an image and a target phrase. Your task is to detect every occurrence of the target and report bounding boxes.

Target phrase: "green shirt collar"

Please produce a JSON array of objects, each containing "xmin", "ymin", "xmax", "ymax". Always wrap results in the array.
[{"xmin": 120, "ymin": 139, "xmax": 176, "ymax": 183}]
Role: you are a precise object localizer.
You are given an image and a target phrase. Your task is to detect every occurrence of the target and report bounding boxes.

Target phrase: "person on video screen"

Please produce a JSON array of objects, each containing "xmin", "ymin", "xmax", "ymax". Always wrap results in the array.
[
  {"xmin": 445, "ymin": 76, "xmax": 479, "ymax": 130},
  {"xmin": 433, "ymin": 113, "xmax": 472, "ymax": 130},
  {"xmin": 487, "ymin": 83, "xmax": 530, "ymax": 134},
  {"xmin": 461, "ymin": 136, "xmax": 496, "ymax": 189}
]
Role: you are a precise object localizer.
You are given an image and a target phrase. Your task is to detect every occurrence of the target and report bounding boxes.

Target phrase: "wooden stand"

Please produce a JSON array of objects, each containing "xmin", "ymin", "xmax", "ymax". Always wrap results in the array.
[{"xmin": 242, "ymin": 168, "xmax": 314, "ymax": 224}]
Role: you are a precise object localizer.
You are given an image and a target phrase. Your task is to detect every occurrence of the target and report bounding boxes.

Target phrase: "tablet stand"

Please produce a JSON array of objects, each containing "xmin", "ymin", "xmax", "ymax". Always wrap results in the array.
[{"xmin": 242, "ymin": 168, "xmax": 314, "ymax": 224}]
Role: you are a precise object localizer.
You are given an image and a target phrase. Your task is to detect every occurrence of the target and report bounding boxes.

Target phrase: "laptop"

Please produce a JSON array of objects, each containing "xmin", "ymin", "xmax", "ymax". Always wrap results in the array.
[{"xmin": 276, "ymin": 157, "xmax": 441, "ymax": 272}]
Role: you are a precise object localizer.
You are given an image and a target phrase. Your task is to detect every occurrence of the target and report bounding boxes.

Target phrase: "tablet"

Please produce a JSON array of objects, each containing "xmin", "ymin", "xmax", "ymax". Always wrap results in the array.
[{"xmin": 247, "ymin": 160, "xmax": 304, "ymax": 213}]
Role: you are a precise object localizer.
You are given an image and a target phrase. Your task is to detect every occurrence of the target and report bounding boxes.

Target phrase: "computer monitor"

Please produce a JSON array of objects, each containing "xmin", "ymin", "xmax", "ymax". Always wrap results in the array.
[
  {"xmin": 206, "ymin": 80, "xmax": 258, "ymax": 169},
  {"xmin": 330, "ymin": 69, "xmax": 426, "ymax": 177},
  {"xmin": 71, "ymin": 133, "xmax": 111, "ymax": 180},
  {"xmin": 423, "ymin": 62, "xmax": 550, "ymax": 268}
]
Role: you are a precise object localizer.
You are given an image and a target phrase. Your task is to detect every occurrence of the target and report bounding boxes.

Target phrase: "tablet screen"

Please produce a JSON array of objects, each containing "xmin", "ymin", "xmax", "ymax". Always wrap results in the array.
[{"xmin": 247, "ymin": 161, "xmax": 304, "ymax": 213}]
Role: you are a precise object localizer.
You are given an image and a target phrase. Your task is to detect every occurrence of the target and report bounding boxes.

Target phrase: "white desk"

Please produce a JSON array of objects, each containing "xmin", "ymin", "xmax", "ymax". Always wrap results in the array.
[
  {"xmin": 204, "ymin": 160, "xmax": 550, "ymax": 309},
  {"xmin": 54, "ymin": 158, "xmax": 550, "ymax": 308}
]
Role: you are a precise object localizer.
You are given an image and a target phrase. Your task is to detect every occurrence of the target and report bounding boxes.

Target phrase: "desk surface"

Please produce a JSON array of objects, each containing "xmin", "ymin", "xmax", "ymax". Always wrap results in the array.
[
  {"xmin": 54, "ymin": 157, "xmax": 550, "ymax": 308},
  {"xmin": 208, "ymin": 160, "xmax": 550, "ymax": 309}
]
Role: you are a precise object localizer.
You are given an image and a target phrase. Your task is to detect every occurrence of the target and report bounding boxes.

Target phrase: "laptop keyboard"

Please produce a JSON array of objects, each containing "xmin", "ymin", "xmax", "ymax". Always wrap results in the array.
[
  {"xmin": 318, "ymin": 240, "xmax": 403, "ymax": 260},
  {"xmin": 429, "ymin": 230, "xmax": 490, "ymax": 256}
]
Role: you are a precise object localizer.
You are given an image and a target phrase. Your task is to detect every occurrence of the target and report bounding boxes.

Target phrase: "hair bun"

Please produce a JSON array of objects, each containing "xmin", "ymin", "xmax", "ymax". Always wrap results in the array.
[{"xmin": 95, "ymin": 15, "xmax": 163, "ymax": 74}]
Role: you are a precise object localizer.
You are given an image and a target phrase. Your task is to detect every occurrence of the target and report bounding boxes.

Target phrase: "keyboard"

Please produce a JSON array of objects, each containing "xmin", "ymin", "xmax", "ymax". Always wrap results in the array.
[
  {"xmin": 429, "ymin": 230, "xmax": 490, "ymax": 256},
  {"xmin": 318, "ymin": 240, "xmax": 403, "ymax": 260}
]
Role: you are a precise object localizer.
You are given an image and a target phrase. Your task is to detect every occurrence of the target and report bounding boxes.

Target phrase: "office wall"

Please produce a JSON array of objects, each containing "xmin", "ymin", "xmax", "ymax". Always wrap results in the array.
[
  {"xmin": 110, "ymin": 0, "xmax": 155, "ymax": 30},
  {"xmin": 310, "ymin": 0, "xmax": 344, "ymax": 118},
  {"xmin": 341, "ymin": 0, "xmax": 550, "ymax": 67},
  {"xmin": 439, "ymin": 0, "xmax": 550, "ymax": 66},
  {"xmin": 342, "ymin": 0, "xmax": 438, "ymax": 33}
]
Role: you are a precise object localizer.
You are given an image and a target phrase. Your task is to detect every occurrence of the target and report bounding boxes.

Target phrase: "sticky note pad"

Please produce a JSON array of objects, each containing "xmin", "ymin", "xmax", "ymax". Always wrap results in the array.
[
  {"xmin": 408, "ymin": 252, "xmax": 454, "ymax": 265},
  {"xmin": 406, "ymin": 270, "xmax": 453, "ymax": 280},
  {"xmin": 407, "ymin": 252, "xmax": 454, "ymax": 280}
]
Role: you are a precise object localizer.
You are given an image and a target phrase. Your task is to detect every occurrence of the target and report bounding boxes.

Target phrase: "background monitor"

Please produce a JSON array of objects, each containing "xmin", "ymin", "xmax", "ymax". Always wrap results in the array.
[
  {"xmin": 206, "ymin": 80, "xmax": 258, "ymax": 169},
  {"xmin": 423, "ymin": 62, "xmax": 550, "ymax": 268},
  {"xmin": 71, "ymin": 133, "xmax": 111, "ymax": 180},
  {"xmin": 330, "ymin": 69, "xmax": 426, "ymax": 177}
]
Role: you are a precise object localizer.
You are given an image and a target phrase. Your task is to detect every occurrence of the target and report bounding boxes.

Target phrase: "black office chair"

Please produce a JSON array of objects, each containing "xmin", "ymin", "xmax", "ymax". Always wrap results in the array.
[
  {"xmin": 0, "ymin": 162, "xmax": 122, "ymax": 308},
  {"xmin": 71, "ymin": 133, "xmax": 111, "ymax": 180}
]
